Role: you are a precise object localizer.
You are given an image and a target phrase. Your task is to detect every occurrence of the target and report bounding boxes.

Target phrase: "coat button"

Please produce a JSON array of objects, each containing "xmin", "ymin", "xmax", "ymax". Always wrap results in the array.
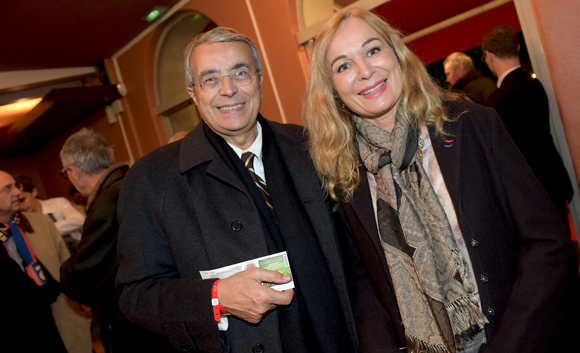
[
  {"xmin": 253, "ymin": 343, "xmax": 265, "ymax": 353},
  {"xmin": 480, "ymin": 274, "xmax": 488, "ymax": 284},
  {"xmin": 231, "ymin": 220, "xmax": 242, "ymax": 232},
  {"xmin": 180, "ymin": 343, "xmax": 191, "ymax": 352},
  {"xmin": 487, "ymin": 306, "xmax": 495, "ymax": 316},
  {"xmin": 470, "ymin": 239, "xmax": 478, "ymax": 247}
]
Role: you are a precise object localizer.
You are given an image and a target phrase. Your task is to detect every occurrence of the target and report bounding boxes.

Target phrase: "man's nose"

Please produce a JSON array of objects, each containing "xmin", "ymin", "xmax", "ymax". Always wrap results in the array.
[{"xmin": 219, "ymin": 76, "xmax": 238, "ymax": 96}]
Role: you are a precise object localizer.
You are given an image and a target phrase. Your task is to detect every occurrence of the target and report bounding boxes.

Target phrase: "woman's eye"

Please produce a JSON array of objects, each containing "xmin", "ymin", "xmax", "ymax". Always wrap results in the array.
[
  {"xmin": 337, "ymin": 63, "xmax": 350, "ymax": 73},
  {"xmin": 367, "ymin": 47, "xmax": 380, "ymax": 56}
]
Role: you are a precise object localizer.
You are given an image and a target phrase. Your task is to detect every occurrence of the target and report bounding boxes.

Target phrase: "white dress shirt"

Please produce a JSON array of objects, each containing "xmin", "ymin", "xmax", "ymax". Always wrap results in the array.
[
  {"xmin": 228, "ymin": 122, "xmax": 266, "ymax": 182},
  {"xmin": 39, "ymin": 197, "xmax": 85, "ymax": 240}
]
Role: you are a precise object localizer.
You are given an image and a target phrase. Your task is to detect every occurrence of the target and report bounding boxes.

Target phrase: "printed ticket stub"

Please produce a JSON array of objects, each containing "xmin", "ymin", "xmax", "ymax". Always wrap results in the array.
[{"xmin": 199, "ymin": 251, "xmax": 294, "ymax": 291}]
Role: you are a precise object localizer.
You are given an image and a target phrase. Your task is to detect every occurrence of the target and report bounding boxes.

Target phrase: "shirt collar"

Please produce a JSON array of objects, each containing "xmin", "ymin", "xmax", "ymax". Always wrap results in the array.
[
  {"xmin": 228, "ymin": 121, "xmax": 263, "ymax": 161},
  {"xmin": 497, "ymin": 65, "xmax": 521, "ymax": 88}
]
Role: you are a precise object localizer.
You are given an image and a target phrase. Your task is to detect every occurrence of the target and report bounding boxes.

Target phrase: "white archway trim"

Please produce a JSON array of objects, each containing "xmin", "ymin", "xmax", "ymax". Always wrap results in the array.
[
  {"xmin": 402, "ymin": 0, "xmax": 512, "ymax": 43},
  {"xmin": 514, "ymin": 0, "xmax": 580, "ymax": 235}
]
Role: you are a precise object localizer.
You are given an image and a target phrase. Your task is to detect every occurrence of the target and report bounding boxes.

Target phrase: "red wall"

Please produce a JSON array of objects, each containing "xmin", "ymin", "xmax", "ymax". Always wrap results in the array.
[{"xmin": 407, "ymin": 3, "xmax": 521, "ymax": 64}]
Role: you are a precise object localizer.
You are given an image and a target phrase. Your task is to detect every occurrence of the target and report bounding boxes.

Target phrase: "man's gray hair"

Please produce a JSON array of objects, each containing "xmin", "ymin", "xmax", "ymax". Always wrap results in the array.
[
  {"xmin": 443, "ymin": 52, "xmax": 474, "ymax": 72},
  {"xmin": 60, "ymin": 128, "xmax": 115, "ymax": 175},
  {"xmin": 183, "ymin": 26, "xmax": 263, "ymax": 89}
]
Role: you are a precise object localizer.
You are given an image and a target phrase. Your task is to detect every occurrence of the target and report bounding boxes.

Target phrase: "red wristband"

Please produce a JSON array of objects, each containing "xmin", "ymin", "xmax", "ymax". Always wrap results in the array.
[{"xmin": 212, "ymin": 279, "xmax": 227, "ymax": 322}]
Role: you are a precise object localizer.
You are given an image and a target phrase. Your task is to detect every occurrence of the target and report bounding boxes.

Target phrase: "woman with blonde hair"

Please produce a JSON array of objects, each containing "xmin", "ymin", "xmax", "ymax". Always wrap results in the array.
[{"xmin": 303, "ymin": 8, "xmax": 579, "ymax": 353}]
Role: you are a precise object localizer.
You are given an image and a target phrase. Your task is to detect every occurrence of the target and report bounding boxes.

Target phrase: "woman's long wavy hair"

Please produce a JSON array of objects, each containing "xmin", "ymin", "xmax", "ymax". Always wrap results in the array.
[{"xmin": 303, "ymin": 8, "xmax": 450, "ymax": 204}]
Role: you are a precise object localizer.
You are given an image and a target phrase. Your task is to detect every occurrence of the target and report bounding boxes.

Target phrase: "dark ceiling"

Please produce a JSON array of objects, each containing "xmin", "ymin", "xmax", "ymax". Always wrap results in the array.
[
  {"xmin": 1, "ymin": 0, "xmax": 182, "ymax": 159},
  {"xmin": 3, "ymin": 0, "xmax": 182, "ymax": 72},
  {"xmin": 1, "ymin": 0, "xmax": 506, "ymax": 160}
]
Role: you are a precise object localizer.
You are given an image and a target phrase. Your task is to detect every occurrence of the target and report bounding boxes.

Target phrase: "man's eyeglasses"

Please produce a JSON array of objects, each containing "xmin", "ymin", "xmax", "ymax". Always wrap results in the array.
[
  {"xmin": 60, "ymin": 167, "xmax": 72, "ymax": 180},
  {"xmin": 197, "ymin": 70, "xmax": 259, "ymax": 93},
  {"xmin": 0, "ymin": 184, "xmax": 16, "ymax": 194}
]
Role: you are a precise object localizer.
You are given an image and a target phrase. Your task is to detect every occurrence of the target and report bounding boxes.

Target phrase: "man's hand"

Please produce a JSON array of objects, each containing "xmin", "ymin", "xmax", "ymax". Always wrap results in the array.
[{"xmin": 217, "ymin": 268, "xmax": 294, "ymax": 323}]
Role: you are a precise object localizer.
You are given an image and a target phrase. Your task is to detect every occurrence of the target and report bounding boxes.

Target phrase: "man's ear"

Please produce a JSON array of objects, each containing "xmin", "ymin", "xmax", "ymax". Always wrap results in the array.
[
  {"xmin": 186, "ymin": 87, "xmax": 197, "ymax": 105},
  {"xmin": 32, "ymin": 188, "xmax": 38, "ymax": 198},
  {"xmin": 485, "ymin": 50, "xmax": 494, "ymax": 62},
  {"xmin": 69, "ymin": 165, "xmax": 83, "ymax": 181}
]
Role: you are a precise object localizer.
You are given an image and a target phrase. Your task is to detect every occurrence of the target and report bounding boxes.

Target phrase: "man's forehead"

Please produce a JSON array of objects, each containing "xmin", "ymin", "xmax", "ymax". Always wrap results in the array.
[
  {"xmin": 191, "ymin": 42, "xmax": 254, "ymax": 75},
  {"xmin": 0, "ymin": 171, "xmax": 14, "ymax": 184}
]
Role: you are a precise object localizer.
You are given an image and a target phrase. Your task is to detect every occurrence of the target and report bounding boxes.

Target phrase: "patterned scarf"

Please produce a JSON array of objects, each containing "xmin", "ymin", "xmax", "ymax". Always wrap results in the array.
[
  {"xmin": 0, "ymin": 212, "xmax": 33, "ymax": 240},
  {"xmin": 354, "ymin": 110, "xmax": 488, "ymax": 352}
]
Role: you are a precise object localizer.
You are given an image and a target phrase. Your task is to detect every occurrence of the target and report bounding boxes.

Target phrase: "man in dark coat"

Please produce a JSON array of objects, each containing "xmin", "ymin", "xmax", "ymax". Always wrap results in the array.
[
  {"xmin": 483, "ymin": 25, "xmax": 573, "ymax": 229},
  {"xmin": 444, "ymin": 52, "xmax": 496, "ymax": 103},
  {"xmin": 116, "ymin": 27, "xmax": 358, "ymax": 353},
  {"xmin": 59, "ymin": 129, "xmax": 171, "ymax": 353}
]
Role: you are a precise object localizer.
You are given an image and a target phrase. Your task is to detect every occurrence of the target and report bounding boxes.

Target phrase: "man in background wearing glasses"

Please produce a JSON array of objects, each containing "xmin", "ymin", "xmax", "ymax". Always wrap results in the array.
[
  {"xmin": 116, "ymin": 27, "xmax": 357, "ymax": 353},
  {"xmin": 58, "ymin": 129, "xmax": 170, "ymax": 352}
]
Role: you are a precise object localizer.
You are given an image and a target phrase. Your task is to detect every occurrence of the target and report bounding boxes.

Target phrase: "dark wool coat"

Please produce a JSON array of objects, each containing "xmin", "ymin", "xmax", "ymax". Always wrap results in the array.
[
  {"xmin": 485, "ymin": 68, "xmax": 573, "ymax": 219},
  {"xmin": 60, "ymin": 164, "xmax": 171, "ymax": 352},
  {"xmin": 116, "ymin": 116, "xmax": 358, "ymax": 353},
  {"xmin": 451, "ymin": 68, "xmax": 496, "ymax": 104},
  {"xmin": 336, "ymin": 101, "xmax": 580, "ymax": 353}
]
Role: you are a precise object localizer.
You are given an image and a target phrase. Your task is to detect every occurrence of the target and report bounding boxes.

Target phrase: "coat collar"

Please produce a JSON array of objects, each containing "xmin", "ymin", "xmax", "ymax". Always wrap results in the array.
[
  {"xmin": 179, "ymin": 119, "xmax": 247, "ymax": 194},
  {"xmin": 86, "ymin": 162, "xmax": 129, "ymax": 211},
  {"xmin": 429, "ymin": 101, "xmax": 463, "ymax": 218}
]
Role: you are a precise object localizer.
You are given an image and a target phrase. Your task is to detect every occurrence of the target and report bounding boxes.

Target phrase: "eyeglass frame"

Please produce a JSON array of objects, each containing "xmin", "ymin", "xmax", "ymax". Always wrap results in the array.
[
  {"xmin": 0, "ymin": 183, "xmax": 17, "ymax": 194},
  {"xmin": 196, "ymin": 69, "xmax": 260, "ymax": 93},
  {"xmin": 60, "ymin": 166, "xmax": 73, "ymax": 180}
]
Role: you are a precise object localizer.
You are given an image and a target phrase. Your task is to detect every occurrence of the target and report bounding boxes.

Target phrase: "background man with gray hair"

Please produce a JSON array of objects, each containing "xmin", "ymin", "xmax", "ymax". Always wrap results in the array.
[
  {"xmin": 59, "ymin": 128, "xmax": 170, "ymax": 352},
  {"xmin": 116, "ymin": 26, "xmax": 357, "ymax": 353},
  {"xmin": 443, "ymin": 51, "xmax": 496, "ymax": 103}
]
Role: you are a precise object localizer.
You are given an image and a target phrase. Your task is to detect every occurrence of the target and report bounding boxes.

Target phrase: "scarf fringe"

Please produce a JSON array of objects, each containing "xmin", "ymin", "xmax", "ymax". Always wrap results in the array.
[
  {"xmin": 405, "ymin": 333, "xmax": 452, "ymax": 353},
  {"xmin": 445, "ymin": 296, "xmax": 489, "ymax": 336}
]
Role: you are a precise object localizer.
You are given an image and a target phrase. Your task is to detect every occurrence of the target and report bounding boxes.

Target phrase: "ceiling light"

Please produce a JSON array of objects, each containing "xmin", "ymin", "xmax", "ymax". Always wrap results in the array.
[
  {"xmin": 0, "ymin": 97, "xmax": 43, "ymax": 127},
  {"xmin": 143, "ymin": 6, "xmax": 168, "ymax": 22}
]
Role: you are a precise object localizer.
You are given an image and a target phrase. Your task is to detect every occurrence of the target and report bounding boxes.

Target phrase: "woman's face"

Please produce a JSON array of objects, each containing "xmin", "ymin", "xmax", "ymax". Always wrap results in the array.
[{"xmin": 326, "ymin": 17, "xmax": 403, "ymax": 130}]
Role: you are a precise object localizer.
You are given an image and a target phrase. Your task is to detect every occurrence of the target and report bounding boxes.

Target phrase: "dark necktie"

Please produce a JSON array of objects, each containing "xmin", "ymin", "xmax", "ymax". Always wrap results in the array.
[{"xmin": 241, "ymin": 152, "xmax": 275, "ymax": 216}]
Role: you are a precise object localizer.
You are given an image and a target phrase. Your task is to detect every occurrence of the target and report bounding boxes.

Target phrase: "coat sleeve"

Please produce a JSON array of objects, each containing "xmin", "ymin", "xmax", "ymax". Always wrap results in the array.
[
  {"xmin": 115, "ymin": 154, "xmax": 222, "ymax": 353},
  {"xmin": 474, "ymin": 109, "xmax": 579, "ymax": 353},
  {"xmin": 59, "ymin": 180, "xmax": 120, "ymax": 305}
]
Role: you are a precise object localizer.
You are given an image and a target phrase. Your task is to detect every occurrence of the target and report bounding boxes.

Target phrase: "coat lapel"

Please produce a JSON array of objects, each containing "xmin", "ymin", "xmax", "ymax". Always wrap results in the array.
[
  {"xmin": 350, "ymin": 165, "xmax": 383, "ymax": 254},
  {"xmin": 179, "ymin": 122, "xmax": 247, "ymax": 195},
  {"xmin": 429, "ymin": 107, "xmax": 462, "ymax": 215}
]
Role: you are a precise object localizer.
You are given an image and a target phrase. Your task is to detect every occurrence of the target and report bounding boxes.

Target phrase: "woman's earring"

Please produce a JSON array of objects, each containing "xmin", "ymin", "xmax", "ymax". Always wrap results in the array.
[{"xmin": 334, "ymin": 91, "xmax": 347, "ymax": 110}]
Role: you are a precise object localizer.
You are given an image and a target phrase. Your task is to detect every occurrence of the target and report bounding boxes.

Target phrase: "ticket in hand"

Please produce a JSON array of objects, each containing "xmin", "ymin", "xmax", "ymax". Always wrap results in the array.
[{"xmin": 199, "ymin": 251, "xmax": 294, "ymax": 291}]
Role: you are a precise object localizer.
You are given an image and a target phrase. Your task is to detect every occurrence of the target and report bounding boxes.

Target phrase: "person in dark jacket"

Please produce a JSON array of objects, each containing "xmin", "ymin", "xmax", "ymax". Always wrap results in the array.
[
  {"xmin": 115, "ymin": 27, "xmax": 358, "ymax": 353},
  {"xmin": 444, "ymin": 52, "xmax": 496, "ymax": 103},
  {"xmin": 1, "ymin": 170, "xmax": 67, "ymax": 353},
  {"xmin": 59, "ymin": 128, "xmax": 172, "ymax": 353},
  {"xmin": 303, "ymin": 8, "xmax": 580, "ymax": 353},
  {"xmin": 483, "ymin": 24, "xmax": 573, "ymax": 230}
]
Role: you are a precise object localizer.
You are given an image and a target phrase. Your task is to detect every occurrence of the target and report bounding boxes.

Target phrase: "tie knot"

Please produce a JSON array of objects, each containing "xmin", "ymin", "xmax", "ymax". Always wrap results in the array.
[{"xmin": 241, "ymin": 152, "xmax": 256, "ymax": 169}]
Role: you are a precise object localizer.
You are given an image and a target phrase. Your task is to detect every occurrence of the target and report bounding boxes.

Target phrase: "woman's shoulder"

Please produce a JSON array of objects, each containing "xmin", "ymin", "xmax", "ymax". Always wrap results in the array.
[
  {"xmin": 443, "ymin": 100, "xmax": 493, "ymax": 118},
  {"xmin": 442, "ymin": 100, "xmax": 502, "ymax": 131}
]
